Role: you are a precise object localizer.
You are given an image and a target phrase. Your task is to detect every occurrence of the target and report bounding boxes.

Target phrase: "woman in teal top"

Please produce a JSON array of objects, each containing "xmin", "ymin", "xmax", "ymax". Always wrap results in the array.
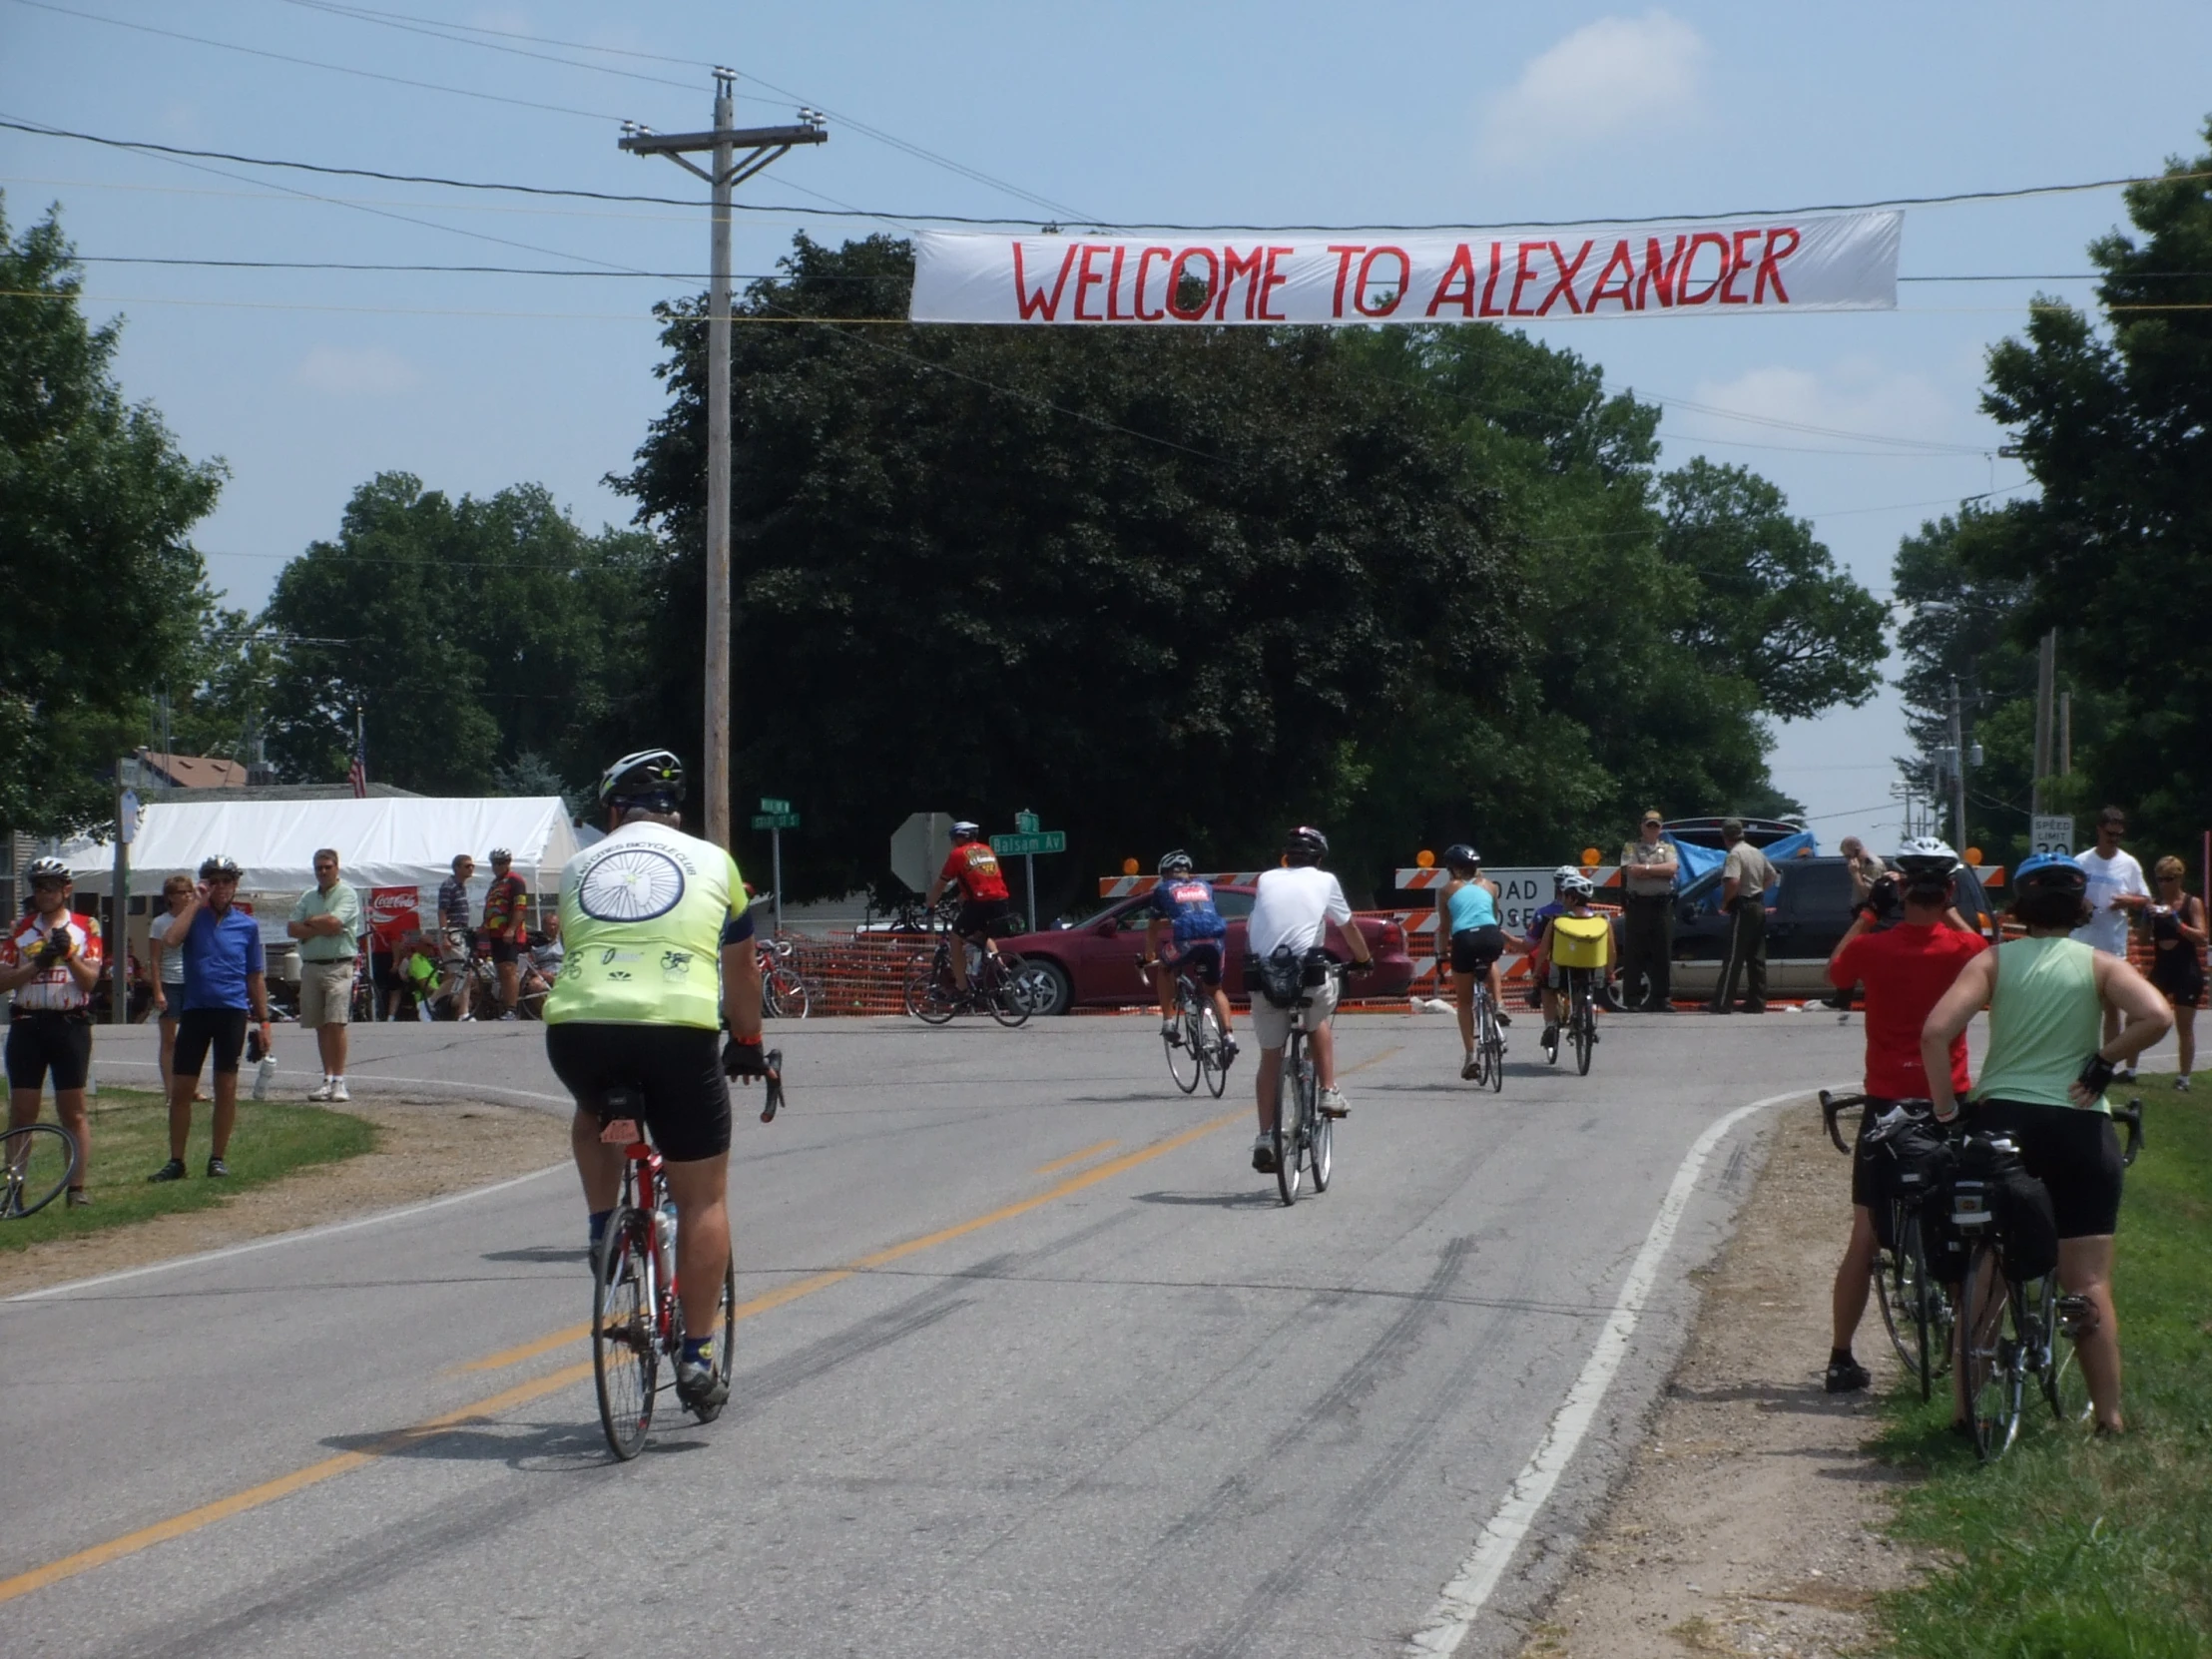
[
  {"xmin": 1921, "ymin": 853, "xmax": 2170, "ymax": 1434},
  {"xmin": 1438, "ymin": 843, "xmax": 1508, "ymax": 1080}
]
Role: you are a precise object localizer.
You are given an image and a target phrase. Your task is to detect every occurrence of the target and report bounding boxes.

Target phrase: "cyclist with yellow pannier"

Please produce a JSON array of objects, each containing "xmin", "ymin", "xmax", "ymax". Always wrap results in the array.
[{"xmin": 1537, "ymin": 873, "xmax": 1613, "ymax": 1063}]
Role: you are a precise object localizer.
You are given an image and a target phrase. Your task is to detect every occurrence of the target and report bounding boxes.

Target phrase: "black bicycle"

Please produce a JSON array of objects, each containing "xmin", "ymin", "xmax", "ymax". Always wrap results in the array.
[
  {"xmin": 1144, "ymin": 954, "xmax": 1232, "ymax": 1098},
  {"xmin": 1, "ymin": 1120, "xmax": 78, "ymax": 1219},
  {"xmin": 904, "ymin": 924, "xmax": 1032, "ymax": 1027},
  {"xmin": 1268, "ymin": 960, "xmax": 1358, "ymax": 1206},
  {"xmin": 1465, "ymin": 976, "xmax": 1505, "ymax": 1093},
  {"xmin": 1823, "ymin": 1090, "xmax": 1953, "ymax": 1401},
  {"xmin": 1542, "ymin": 966, "xmax": 1598, "ymax": 1074}
]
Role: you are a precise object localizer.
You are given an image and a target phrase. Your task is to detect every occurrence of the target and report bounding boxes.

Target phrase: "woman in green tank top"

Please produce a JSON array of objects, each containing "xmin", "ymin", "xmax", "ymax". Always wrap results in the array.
[{"xmin": 1920, "ymin": 854, "xmax": 2170, "ymax": 1433}]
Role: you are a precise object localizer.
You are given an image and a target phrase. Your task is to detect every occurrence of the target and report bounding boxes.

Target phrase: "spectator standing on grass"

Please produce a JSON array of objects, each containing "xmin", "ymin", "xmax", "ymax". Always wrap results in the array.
[
  {"xmin": 1708, "ymin": 819, "xmax": 1777, "ymax": 1014},
  {"xmin": 437, "ymin": 853, "xmax": 476, "ymax": 1021},
  {"xmin": 2145, "ymin": 855, "xmax": 2204, "ymax": 1090},
  {"xmin": 2073, "ymin": 807, "xmax": 2151, "ymax": 1070},
  {"xmin": 148, "ymin": 873, "xmax": 202, "ymax": 1103},
  {"xmin": 1819, "ymin": 838, "xmax": 1984, "ymax": 1393},
  {"xmin": 286, "ymin": 848, "xmax": 361, "ymax": 1103},
  {"xmin": 480, "ymin": 848, "xmax": 528, "ymax": 1021},
  {"xmin": 1, "ymin": 857, "xmax": 104, "ymax": 1207},
  {"xmin": 1617, "ymin": 809, "xmax": 1678, "ymax": 1011},
  {"xmin": 151, "ymin": 855, "xmax": 270, "ymax": 1183}
]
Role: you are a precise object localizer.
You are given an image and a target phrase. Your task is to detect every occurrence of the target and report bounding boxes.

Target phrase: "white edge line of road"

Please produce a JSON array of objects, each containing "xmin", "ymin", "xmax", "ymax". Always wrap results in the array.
[
  {"xmin": 4, "ymin": 1162, "xmax": 572, "ymax": 1305},
  {"xmin": 1403, "ymin": 1085, "xmax": 1820, "ymax": 1658},
  {"xmin": 85, "ymin": 1054, "xmax": 576, "ymax": 1111}
]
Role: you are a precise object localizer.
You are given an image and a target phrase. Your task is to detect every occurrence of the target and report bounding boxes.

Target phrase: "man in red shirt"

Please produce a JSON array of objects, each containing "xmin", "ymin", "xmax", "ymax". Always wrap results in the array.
[
  {"xmin": 924, "ymin": 821, "xmax": 1013, "ymax": 999},
  {"xmin": 1, "ymin": 857, "xmax": 106, "ymax": 1206},
  {"xmin": 480, "ymin": 848, "xmax": 530, "ymax": 1021},
  {"xmin": 1820, "ymin": 837, "xmax": 1986, "ymax": 1391}
]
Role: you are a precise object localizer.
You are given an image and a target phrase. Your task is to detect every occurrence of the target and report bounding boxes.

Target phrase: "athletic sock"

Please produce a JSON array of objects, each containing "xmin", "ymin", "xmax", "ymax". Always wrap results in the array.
[
  {"xmin": 1830, "ymin": 1347, "xmax": 1855, "ymax": 1368},
  {"xmin": 587, "ymin": 1207, "xmax": 613, "ymax": 1247},
  {"xmin": 681, "ymin": 1335, "xmax": 714, "ymax": 1366}
]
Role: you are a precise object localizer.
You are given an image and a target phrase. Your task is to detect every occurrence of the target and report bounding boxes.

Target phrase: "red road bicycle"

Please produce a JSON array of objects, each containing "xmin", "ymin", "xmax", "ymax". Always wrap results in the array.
[{"xmin": 589, "ymin": 1054, "xmax": 785, "ymax": 1460}]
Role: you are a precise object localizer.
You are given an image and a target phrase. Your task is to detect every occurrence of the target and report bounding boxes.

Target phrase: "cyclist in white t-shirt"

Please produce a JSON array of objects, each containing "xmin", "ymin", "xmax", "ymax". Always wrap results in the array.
[
  {"xmin": 2073, "ymin": 806, "xmax": 2152, "ymax": 1068},
  {"xmin": 1243, "ymin": 827, "xmax": 1373, "ymax": 1174}
]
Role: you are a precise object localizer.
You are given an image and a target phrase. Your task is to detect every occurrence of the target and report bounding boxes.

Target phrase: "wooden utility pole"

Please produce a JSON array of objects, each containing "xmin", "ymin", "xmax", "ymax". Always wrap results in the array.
[
  {"xmin": 2030, "ymin": 628, "xmax": 2056, "ymax": 819},
  {"xmin": 621, "ymin": 75, "xmax": 826, "ymax": 846}
]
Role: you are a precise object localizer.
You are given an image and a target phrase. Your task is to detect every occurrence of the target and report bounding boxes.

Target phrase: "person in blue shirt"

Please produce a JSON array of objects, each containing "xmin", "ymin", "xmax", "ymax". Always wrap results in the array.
[
  {"xmin": 1438, "ymin": 843, "xmax": 1508, "ymax": 1080},
  {"xmin": 1144, "ymin": 851, "xmax": 1237, "ymax": 1062},
  {"xmin": 150, "ymin": 854, "xmax": 271, "ymax": 1182}
]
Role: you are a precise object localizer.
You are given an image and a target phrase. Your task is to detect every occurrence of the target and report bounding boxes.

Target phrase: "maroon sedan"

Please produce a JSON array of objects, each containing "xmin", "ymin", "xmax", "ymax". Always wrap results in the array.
[{"xmin": 1000, "ymin": 885, "xmax": 1413, "ymax": 1016}]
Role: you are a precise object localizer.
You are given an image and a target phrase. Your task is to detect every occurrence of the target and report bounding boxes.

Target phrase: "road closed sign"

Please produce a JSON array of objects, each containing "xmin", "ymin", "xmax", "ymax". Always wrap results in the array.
[{"xmin": 1474, "ymin": 868, "xmax": 1560, "ymax": 936}]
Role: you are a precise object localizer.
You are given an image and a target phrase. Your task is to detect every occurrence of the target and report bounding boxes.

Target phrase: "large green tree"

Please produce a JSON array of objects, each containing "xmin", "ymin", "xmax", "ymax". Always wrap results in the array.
[
  {"xmin": 1962, "ymin": 119, "xmax": 2212, "ymax": 853},
  {"xmin": 0, "ymin": 198, "xmax": 225, "ymax": 833},
  {"xmin": 260, "ymin": 473, "xmax": 661, "ymax": 796}
]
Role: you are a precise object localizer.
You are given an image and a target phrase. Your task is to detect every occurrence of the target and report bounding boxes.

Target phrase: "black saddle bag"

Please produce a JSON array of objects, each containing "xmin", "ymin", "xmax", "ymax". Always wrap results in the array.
[
  {"xmin": 1945, "ymin": 1132, "xmax": 2059, "ymax": 1283},
  {"xmin": 1861, "ymin": 1109, "xmax": 1954, "ymax": 1254}
]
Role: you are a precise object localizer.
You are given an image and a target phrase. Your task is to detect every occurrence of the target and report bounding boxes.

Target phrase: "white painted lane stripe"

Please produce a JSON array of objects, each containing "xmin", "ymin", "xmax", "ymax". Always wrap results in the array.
[
  {"xmin": 1403, "ymin": 1086, "xmax": 1814, "ymax": 1657},
  {"xmin": 4, "ymin": 1162, "xmax": 571, "ymax": 1305}
]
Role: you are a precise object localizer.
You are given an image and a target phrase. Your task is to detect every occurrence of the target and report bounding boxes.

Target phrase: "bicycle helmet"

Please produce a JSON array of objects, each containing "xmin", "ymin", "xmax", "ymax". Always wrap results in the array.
[
  {"xmin": 488, "ymin": 846, "xmax": 512, "ymax": 861},
  {"xmin": 597, "ymin": 748, "xmax": 685, "ymax": 809},
  {"xmin": 1441, "ymin": 843, "xmax": 1480, "ymax": 871},
  {"xmin": 950, "ymin": 821, "xmax": 981, "ymax": 841},
  {"xmin": 1891, "ymin": 836, "xmax": 1959, "ymax": 885},
  {"xmin": 1284, "ymin": 826, "xmax": 1329, "ymax": 863},
  {"xmin": 1158, "ymin": 849, "xmax": 1195, "ymax": 876},
  {"xmin": 2011, "ymin": 851, "xmax": 2087, "ymax": 898},
  {"xmin": 1561, "ymin": 871, "xmax": 1595, "ymax": 899},
  {"xmin": 198, "ymin": 855, "xmax": 243, "ymax": 881},
  {"xmin": 24, "ymin": 856, "xmax": 70, "ymax": 883},
  {"xmin": 1552, "ymin": 864, "xmax": 1579, "ymax": 888}
]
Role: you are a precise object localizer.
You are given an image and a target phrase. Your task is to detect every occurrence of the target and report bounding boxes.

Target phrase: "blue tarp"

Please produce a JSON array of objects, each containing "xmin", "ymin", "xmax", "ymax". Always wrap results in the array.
[{"xmin": 1667, "ymin": 830, "xmax": 1818, "ymax": 910}]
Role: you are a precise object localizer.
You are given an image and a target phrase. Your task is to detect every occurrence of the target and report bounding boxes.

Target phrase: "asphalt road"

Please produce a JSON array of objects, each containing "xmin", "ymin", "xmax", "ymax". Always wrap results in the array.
[{"xmin": 5, "ymin": 1008, "xmax": 1869, "ymax": 1658}]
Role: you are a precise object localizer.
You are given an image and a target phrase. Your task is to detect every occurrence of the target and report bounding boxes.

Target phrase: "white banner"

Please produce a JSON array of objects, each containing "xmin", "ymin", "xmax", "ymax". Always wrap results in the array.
[{"xmin": 911, "ymin": 213, "xmax": 1901, "ymax": 326}]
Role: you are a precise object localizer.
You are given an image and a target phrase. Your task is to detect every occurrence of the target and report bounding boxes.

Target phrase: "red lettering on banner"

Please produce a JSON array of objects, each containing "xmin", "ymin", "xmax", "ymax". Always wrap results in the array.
[
  {"xmin": 1167, "ymin": 248, "xmax": 1217, "ymax": 320},
  {"xmin": 1676, "ymin": 233, "xmax": 1733, "ymax": 304},
  {"xmin": 1425, "ymin": 244, "xmax": 1480, "ymax": 317},
  {"xmin": 1328, "ymin": 245, "xmax": 1364, "ymax": 317},
  {"xmin": 1533, "ymin": 240, "xmax": 1595, "ymax": 315},
  {"xmin": 1258, "ymin": 246, "xmax": 1295, "ymax": 320},
  {"xmin": 1133, "ymin": 247, "xmax": 1170, "ymax": 320},
  {"xmin": 1216, "ymin": 245, "xmax": 1266, "ymax": 320},
  {"xmin": 1106, "ymin": 246, "xmax": 1131, "ymax": 319},
  {"xmin": 1356, "ymin": 247, "xmax": 1408, "ymax": 316},
  {"xmin": 1719, "ymin": 229, "xmax": 1761, "ymax": 304},
  {"xmin": 1637, "ymin": 236, "xmax": 1686, "ymax": 308},
  {"xmin": 1013, "ymin": 242, "xmax": 1079, "ymax": 320},
  {"xmin": 1754, "ymin": 227, "xmax": 1799, "ymax": 303},
  {"xmin": 1479, "ymin": 242, "xmax": 1505, "ymax": 315},
  {"xmin": 1073, "ymin": 244, "xmax": 1111, "ymax": 320},
  {"xmin": 1585, "ymin": 240, "xmax": 1637, "ymax": 311},
  {"xmin": 1506, "ymin": 241, "xmax": 1546, "ymax": 315}
]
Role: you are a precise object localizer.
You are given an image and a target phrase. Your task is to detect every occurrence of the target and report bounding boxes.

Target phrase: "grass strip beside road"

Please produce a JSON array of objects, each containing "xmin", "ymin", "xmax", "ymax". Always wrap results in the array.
[
  {"xmin": 1873, "ymin": 1073, "xmax": 2211, "ymax": 1657},
  {"xmin": 3, "ymin": 1088, "xmax": 376, "ymax": 1250}
]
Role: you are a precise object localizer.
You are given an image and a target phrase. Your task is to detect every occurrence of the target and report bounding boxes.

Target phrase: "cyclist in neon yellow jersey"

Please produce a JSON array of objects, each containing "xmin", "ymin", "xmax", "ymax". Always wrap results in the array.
[{"xmin": 545, "ymin": 748, "xmax": 766, "ymax": 1412}]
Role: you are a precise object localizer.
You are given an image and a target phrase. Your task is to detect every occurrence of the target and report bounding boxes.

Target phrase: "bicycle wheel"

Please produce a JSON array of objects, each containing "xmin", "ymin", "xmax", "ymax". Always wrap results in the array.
[
  {"xmin": 1, "ymin": 1122, "xmax": 78, "ymax": 1219},
  {"xmin": 689, "ymin": 1253, "xmax": 738, "ymax": 1424},
  {"xmin": 1274, "ymin": 1045, "xmax": 1303, "ymax": 1206},
  {"xmin": 1166, "ymin": 994, "xmax": 1203, "ymax": 1093},
  {"xmin": 1309, "ymin": 1069, "xmax": 1334, "ymax": 1194},
  {"xmin": 1573, "ymin": 991, "xmax": 1595, "ymax": 1075},
  {"xmin": 1199, "ymin": 1006, "xmax": 1230, "ymax": 1099},
  {"xmin": 985, "ymin": 954, "xmax": 1031, "ymax": 1028},
  {"xmin": 766, "ymin": 963, "xmax": 810, "ymax": 1019},
  {"xmin": 2039, "ymin": 1281, "xmax": 2093, "ymax": 1425},
  {"xmin": 592, "ymin": 1209, "xmax": 659, "ymax": 1460},
  {"xmin": 904, "ymin": 952, "xmax": 957, "ymax": 1024},
  {"xmin": 1957, "ymin": 1240, "xmax": 2023, "ymax": 1463}
]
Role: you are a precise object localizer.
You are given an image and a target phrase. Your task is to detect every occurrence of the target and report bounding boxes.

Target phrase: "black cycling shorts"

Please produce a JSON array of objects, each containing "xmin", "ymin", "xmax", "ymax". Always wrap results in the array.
[
  {"xmin": 1450, "ymin": 925, "xmax": 1506, "ymax": 974},
  {"xmin": 1162, "ymin": 937, "xmax": 1225, "ymax": 986},
  {"xmin": 545, "ymin": 1023, "xmax": 732, "ymax": 1164},
  {"xmin": 956, "ymin": 897, "xmax": 1017, "ymax": 940},
  {"xmin": 5, "ymin": 1011, "xmax": 93, "ymax": 1092},
  {"xmin": 173, "ymin": 1007, "xmax": 249, "ymax": 1079},
  {"xmin": 489, "ymin": 937, "xmax": 521, "ymax": 967},
  {"xmin": 1967, "ymin": 1098, "xmax": 2124, "ymax": 1239}
]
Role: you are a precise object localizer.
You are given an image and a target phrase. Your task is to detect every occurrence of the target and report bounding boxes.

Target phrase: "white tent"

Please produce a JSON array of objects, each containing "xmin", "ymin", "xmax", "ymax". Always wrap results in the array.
[{"xmin": 63, "ymin": 797, "xmax": 581, "ymax": 895}]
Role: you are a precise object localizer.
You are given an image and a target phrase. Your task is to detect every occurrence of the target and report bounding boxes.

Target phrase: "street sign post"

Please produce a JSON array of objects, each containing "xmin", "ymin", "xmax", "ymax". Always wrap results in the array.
[
  {"xmin": 751, "ymin": 802, "xmax": 799, "ymax": 932},
  {"xmin": 2029, "ymin": 815, "xmax": 2075, "ymax": 859},
  {"xmin": 990, "ymin": 812, "xmax": 1064, "ymax": 930}
]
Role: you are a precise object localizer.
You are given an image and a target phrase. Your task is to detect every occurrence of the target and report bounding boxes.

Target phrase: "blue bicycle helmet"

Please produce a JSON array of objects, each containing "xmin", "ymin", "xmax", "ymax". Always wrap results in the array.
[{"xmin": 2011, "ymin": 850, "xmax": 2086, "ymax": 897}]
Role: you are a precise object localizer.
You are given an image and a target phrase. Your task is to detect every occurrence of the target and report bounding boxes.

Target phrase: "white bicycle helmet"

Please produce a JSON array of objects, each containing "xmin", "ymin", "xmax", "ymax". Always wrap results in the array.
[{"xmin": 1561, "ymin": 871, "xmax": 1595, "ymax": 899}]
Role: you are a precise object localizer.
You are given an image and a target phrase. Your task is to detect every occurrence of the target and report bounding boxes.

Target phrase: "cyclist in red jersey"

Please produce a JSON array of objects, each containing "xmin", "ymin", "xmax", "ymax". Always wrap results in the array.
[
  {"xmin": 924, "ymin": 822, "xmax": 1014, "ymax": 998},
  {"xmin": 1819, "ymin": 837, "xmax": 1986, "ymax": 1392}
]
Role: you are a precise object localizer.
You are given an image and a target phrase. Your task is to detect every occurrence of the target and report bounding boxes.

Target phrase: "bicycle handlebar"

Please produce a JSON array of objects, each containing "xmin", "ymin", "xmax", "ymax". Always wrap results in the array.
[
  {"xmin": 2111, "ymin": 1096, "xmax": 2144, "ymax": 1166},
  {"xmin": 1819, "ymin": 1088, "xmax": 1865, "ymax": 1155}
]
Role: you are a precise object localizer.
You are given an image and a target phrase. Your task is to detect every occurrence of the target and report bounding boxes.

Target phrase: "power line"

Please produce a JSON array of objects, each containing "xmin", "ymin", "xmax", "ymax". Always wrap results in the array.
[{"xmin": 271, "ymin": 0, "xmax": 706, "ymax": 94}]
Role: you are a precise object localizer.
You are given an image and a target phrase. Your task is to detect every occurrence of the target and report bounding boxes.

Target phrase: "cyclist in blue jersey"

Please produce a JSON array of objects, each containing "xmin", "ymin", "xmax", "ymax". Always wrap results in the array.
[
  {"xmin": 1145, "ymin": 851, "xmax": 1237, "ymax": 1063},
  {"xmin": 1438, "ymin": 843, "xmax": 1508, "ymax": 1079}
]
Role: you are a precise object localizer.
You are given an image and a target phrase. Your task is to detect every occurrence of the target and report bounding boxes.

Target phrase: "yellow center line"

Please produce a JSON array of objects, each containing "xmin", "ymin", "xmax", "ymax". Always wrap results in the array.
[
  {"xmin": 0, "ymin": 1105, "xmax": 1246, "ymax": 1607},
  {"xmin": 1032, "ymin": 1138, "xmax": 1119, "ymax": 1177}
]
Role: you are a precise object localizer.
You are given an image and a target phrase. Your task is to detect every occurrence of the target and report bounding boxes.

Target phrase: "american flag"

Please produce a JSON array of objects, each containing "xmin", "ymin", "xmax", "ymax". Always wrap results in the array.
[{"xmin": 348, "ymin": 712, "xmax": 367, "ymax": 799}]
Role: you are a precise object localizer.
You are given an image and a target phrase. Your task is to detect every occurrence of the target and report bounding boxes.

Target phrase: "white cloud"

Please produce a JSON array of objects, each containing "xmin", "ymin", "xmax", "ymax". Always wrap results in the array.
[
  {"xmin": 294, "ymin": 344, "xmax": 422, "ymax": 397},
  {"xmin": 1478, "ymin": 11, "xmax": 1707, "ymax": 169},
  {"xmin": 1682, "ymin": 357, "xmax": 1973, "ymax": 456}
]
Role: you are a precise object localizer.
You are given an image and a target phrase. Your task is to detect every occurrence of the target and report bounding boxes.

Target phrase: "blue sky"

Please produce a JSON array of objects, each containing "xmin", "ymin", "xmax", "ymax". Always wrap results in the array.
[{"xmin": 6, "ymin": 0, "xmax": 2209, "ymax": 851}]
